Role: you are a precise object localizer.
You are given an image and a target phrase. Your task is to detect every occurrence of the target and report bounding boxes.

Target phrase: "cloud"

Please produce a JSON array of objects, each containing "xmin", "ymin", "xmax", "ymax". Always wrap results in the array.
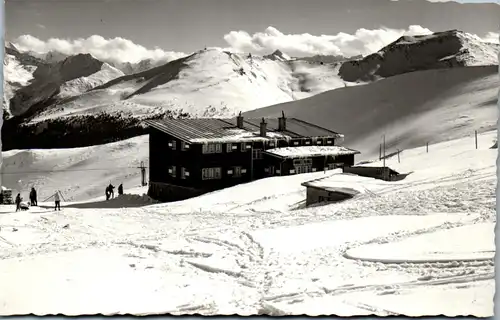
[
  {"xmin": 223, "ymin": 25, "xmax": 434, "ymax": 58},
  {"xmin": 481, "ymin": 31, "xmax": 500, "ymax": 43},
  {"xmin": 36, "ymin": 24, "xmax": 46, "ymax": 30},
  {"xmin": 10, "ymin": 26, "xmax": 499, "ymax": 65},
  {"xmin": 11, "ymin": 35, "xmax": 188, "ymax": 64}
]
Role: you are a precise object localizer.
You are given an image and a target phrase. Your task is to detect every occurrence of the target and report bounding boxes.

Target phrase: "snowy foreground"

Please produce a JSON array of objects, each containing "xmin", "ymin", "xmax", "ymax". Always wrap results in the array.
[{"xmin": 0, "ymin": 131, "xmax": 496, "ymax": 316}]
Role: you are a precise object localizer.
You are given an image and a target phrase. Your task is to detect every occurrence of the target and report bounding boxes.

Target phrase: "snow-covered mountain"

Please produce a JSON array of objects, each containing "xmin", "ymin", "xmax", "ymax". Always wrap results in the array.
[
  {"xmin": 339, "ymin": 29, "xmax": 499, "ymax": 82},
  {"xmin": 6, "ymin": 53, "xmax": 124, "ymax": 118},
  {"xmin": 3, "ymin": 47, "xmax": 352, "ymax": 150},
  {"xmin": 2, "ymin": 29, "xmax": 498, "ymax": 151},
  {"xmin": 245, "ymin": 65, "xmax": 498, "ymax": 160}
]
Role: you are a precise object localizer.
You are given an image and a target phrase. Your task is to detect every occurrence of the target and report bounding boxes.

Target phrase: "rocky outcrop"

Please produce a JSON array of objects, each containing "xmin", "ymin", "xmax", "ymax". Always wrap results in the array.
[
  {"xmin": 8, "ymin": 53, "xmax": 104, "ymax": 117},
  {"xmin": 264, "ymin": 50, "xmax": 291, "ymax": 61},
  {"xmin": 339, "ymin": 30, "xmax": 500, "ymax": 82}
]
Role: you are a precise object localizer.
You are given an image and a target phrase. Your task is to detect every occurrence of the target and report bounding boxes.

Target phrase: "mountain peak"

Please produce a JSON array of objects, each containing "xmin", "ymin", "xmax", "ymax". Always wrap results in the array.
[
  {"xmin": 264, "ymin": 49, "xmax": 291, "ymax": 61},
  {"xmin": 339, "ymin": 29, "xmax": 499, "ymax": 82}
]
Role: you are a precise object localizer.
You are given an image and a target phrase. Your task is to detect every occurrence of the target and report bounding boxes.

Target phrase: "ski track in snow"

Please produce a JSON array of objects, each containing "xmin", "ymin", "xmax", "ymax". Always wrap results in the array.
[{"xmin": 0, "ymin": 132, "xmax": 496, "ymax": 315}]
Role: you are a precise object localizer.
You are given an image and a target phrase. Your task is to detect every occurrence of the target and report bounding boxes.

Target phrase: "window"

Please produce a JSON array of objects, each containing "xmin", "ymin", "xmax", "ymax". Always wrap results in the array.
[
  {"xmin": 293, "ymin": 141, "xmax": 299, "ymax": 146},
  {"xmin": 289, "ymin": 169, "xmax": 296, "ymax": 174},
  {"xmin": 169, "ymin": 140, "xmax": 177, "ymax": 150},
  {"xmin": 305, "ymin": 141, "xmax": 311, "ymax": 145},
  {"xmin": 317, "ymin": 139, "xmax": 322, "ymax": 145},
  {"xmin": 215, "ymin": 143, "xmax": 222, "ymax": 153},
  {"xmin": 241, "ymin": 142, "xmax": 252, "ymax": 151},
  {"xmin": 252, "ymin": 149, "xmax": 263, "ymax": 159},
  {"xmin": 181, "ymin": 167, "xmax": 189, "ymax": 179},
  {"xmin": 233, "ymin": 166, "xmax": 242, "ymax": 178},
  {"xmin": 202, "ymin": 167, "xmax": 222, "ymax": 180},
  {"xmin": 169, "ymin": 165, "xmax": 177, "ymax": 177},
  {"xmin": 181, "ymin": 142, "xmax": 190, "ymax": 151},
  {"xmin": 202, "ymin": 143, "xmax": 223, "ymax": 154},
  {"xmin": 226, "ymin": 143, "xmax": 233, "ymax": 153},
  {"xmin": 326, "ymin": 139, "xmax": 333, "ymax": 145}
]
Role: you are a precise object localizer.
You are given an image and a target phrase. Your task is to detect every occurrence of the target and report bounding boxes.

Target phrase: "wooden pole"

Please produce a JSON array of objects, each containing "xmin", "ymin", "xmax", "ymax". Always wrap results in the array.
[
  {"xmin": 250, "ymin": 145, "xmax": 254, "ymax": 181},
  {"xmin": 426, "ymin": 142, "xmax": 429, "ymax": 153},
  {"xmin": 379, "ymin": 143, "xmax": 382, "ymax": 160},
  {"xmin": 140, "ymin": 161, "xmax": 146, "ymax": 186},
  {"xmin": 397, "ymin": 149, "xmax": 400, "ymax": 163},
  {"xmin": 58, "ymin": 190, "xmax": 67, "ymax": 202},
  {"xmin": 475, "ymin": 130, "xmax": 478, "ymax": 149},
  {"xmin": 383, "ymin": 135, "xmax": 386, "ymax": 166}
]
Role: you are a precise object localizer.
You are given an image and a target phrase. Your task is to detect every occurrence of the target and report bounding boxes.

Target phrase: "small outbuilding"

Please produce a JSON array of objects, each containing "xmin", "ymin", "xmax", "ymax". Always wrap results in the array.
[
  {"xmin": 301, "ymin": 183, "xmax": 360, "ymax": 206},
  {"xmin": 343, "ymin": 166, "xmax": 403, "ymax": 181}
]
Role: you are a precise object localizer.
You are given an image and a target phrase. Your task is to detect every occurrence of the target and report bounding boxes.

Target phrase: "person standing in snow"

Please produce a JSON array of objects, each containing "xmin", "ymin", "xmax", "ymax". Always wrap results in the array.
[
  {"xmin": 107, "ymin": 184, "xmax": 115, "ymax": 199},
  {"xmin": 29, "ymin": 187, "xmax": 38, "ymax": 206},
  {"xmin": 54, "ymin": 191, "xmax": 61, "ymax": 211},
  {"xmin": 15, "ymin": 193, "xmax": 22, "ymax": 212},
  {"xmin": 105, "ymin": 187, "xmax": 110, "ymax": 201},
  {"xmin": 117, "ymin": 183, "xmax": 123, "ymax": 196}
]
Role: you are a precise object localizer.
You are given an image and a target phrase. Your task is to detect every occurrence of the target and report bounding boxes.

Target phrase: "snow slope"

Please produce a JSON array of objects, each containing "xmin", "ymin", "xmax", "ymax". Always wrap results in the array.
[
  {"xmin": 0, "ymin": 130, "xmax": 495, "ymax": 316},
  {"xmin": 58, "ymin": 63, "xmax": 124, "ymax": 99},
  {"xmin": 1, "ymin": 135, "xmax": 149, "ymax": 202},
  {"xmin": 244, "ymin": 65, "xmax": 498, "ymax": 160},
  {"xmin": 339, "ymin": 30, "xmax": 499, "ymax": 82},
  {"xmin": 28, "ymin": 48, "xmax": 349, "ymax": 123}
]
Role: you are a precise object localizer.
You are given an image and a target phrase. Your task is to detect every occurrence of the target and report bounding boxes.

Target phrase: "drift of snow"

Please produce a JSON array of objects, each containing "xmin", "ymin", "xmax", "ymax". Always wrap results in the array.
[{"xmin": 0, "ymin": 130, "xmax": 495, "ymax": 316}]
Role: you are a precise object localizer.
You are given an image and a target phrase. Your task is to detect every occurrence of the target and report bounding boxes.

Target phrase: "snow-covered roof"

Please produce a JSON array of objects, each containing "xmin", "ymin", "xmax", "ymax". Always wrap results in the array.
[
  {"xmin": 190, "ymin": 129, "xmax": 291, "ymax": 143},
  {"xmin": 265, "ymin": 146, "xmax": 360, "ymax": 159},
  {"xmin": 145, "ymin": 117, "xmax": 343, "ymax": 143}
]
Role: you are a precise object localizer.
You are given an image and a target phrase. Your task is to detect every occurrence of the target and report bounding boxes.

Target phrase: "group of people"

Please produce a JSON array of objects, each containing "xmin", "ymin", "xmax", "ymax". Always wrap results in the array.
[
  {"xmin": 14, "ymin": 187, "xmax": 62, "ymax": 212},
  {"xmin": 105, "ymin": 183, "xmax": 124, "ymax": 201},
  {"xmin": 15, "ymin": 187, "xmax": 39, "ymax": 212},
  {"xmin": 13, "ymin": 183, "xmax": 124, "ymax": 212}
]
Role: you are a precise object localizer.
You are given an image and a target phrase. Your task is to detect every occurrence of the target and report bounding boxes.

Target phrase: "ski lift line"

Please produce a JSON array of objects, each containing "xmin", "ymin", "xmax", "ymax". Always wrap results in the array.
[{"xmin": 0, "ymin": 166, "xmax": 149, "ymax": 175}]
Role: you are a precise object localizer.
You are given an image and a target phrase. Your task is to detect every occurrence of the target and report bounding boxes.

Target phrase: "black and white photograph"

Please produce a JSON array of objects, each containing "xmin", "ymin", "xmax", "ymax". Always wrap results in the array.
[{"xmin": 0, "ymin": 0, "xmax": 499, "ymax": 316}]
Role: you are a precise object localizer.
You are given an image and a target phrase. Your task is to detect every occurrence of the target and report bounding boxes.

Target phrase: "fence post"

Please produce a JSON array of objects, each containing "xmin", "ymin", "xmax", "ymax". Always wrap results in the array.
[
  {"xmin": 475, "ymin": 130, "xmax": 478, "ymax": 149},
  {"xmin": 426, "ymin": 142, "xmax": 429, "ymax": 153},
  {"xmin": 379, "ymin": 143, "xmax": 382, "ymax": 160},
  {"xmin": 397, "ymin": 149, "xmax": 400, "ymax": 163}
]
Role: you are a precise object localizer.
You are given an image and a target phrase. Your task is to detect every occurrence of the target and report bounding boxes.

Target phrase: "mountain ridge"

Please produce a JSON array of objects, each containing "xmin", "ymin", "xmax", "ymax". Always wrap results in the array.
[{"xmin": 2, "ymin": 29, "xmax": 498, "ymax": 151}]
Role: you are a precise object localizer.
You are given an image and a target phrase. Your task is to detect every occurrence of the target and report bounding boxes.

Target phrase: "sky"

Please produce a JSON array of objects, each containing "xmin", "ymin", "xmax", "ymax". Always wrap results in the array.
[{"xmin": 4, "ymin": 0, "xmax": 500, "ymax": 64}]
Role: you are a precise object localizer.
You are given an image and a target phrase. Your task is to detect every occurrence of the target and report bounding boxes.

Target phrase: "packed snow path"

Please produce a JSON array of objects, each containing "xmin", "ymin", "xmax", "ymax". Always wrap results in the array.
[{"xmin": 0, "ymin": 131, "xmax": 496, "ymax": 316}]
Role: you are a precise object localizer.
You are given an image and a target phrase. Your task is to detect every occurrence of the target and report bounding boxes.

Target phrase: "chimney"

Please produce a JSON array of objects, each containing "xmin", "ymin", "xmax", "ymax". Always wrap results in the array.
[
  {"xmin": 278, "ymin": 110, "xmax": 287, "ymax": 131},
  {"xmin": 260, "ymin": 118, "xmax": 267, "ymax": 137},
  {"xmin": 236, "ymin": 111, "xmax": 244, "ymax": 129}
]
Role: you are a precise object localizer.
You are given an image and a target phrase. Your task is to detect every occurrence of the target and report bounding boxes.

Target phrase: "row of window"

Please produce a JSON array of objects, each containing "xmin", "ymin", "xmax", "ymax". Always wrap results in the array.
[
  {"xmin": 168, "ymin": 166, "xmax": 248, "ymax": 180},
  {"xmin": 169, "ymin": 163, "xmax": 341, "ymax": 180},
  {"xmin": 168, "ymin": 139, "xmax": 335, "ymax": 153}
]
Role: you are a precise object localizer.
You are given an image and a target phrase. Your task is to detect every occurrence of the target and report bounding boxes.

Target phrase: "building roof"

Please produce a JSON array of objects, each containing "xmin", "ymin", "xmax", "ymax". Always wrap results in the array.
[
  {"xmin": 144, "ymin": 117, "xmax": 343, "ymax": 143},
  {"xmin": 264, "ymin": 146, "xmax": 361, "ymax": 159}
]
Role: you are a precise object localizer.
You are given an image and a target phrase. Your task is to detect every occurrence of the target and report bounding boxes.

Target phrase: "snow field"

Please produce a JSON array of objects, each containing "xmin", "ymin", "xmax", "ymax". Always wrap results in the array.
[{"xmin": 0, "ymin": 130, "xmax": 496, "ymax": 315}]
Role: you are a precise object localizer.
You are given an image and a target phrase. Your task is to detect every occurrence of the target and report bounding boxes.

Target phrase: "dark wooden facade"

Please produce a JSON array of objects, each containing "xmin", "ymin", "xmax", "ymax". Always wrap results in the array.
[
  {"xmin": 146, "ymin": 115, "xmax": 360, "ymax": 202},
  {"xmin": 304, "ymin": 185, "xmax": 357, "ymax": 206}
]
